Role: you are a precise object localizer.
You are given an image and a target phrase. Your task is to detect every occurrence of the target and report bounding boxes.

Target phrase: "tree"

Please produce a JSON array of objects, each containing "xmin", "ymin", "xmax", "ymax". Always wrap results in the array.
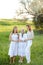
[
  {"xmin": 16, "ymin": 0, "xmax": 43, "ymax": 15},
  {"xmin": 16, "ymin": 0, "xmax": 43, "ymax": 30}
]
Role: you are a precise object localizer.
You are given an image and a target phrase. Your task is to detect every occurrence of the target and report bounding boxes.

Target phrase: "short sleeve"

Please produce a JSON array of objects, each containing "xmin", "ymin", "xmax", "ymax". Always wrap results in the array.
[{"xmin": 31, "ymin": 30, "xmax": 34, "ymax": 39}]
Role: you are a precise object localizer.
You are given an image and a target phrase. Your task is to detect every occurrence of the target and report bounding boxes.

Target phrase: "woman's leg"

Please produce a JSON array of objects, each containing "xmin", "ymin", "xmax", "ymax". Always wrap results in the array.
[
  {"xmin": 25, "ymin": 41, "xmax": 32, "ymax": 63},
  {"xmin": 13, "ymin": 56, "xmax": 16, "ymax": 63},
  {"xmin": 25, "ymin": 47, "xmax": 31, "ymax": 63},
  {"xmin": 20, "ymin": 57, "xmax": 24, "ymax": 61},
  {"xmin": 10, "ymin": 57, "xmax": 13, "ymax": 64}
]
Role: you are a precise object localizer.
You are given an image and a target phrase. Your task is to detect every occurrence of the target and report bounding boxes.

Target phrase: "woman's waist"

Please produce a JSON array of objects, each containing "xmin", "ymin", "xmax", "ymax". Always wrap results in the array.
[
  {"xmin": 27, "ymin": 40, "xmax": 32, "ymax": 43},
  {"xmin": 19, "ymin": 42, "xmax": 27, "ymax": 43},
  {"xmin": 11, "ymin": 41, "xmax": 17, "ymax": 43},
  {"xmin": 28, "ymin": 39, "xmax": 32, "ymax": 41}
]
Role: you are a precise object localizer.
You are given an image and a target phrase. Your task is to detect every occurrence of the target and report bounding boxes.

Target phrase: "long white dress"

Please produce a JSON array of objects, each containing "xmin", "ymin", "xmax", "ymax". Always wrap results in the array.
[
  {"xmin": 8, "ymin": 33, "xmax": 18, "ymax": 57},
  {"xmin": 25, "ymin": 30, "xmax": 34, "ymax": 62},
  {"xmin": 18, "ymin": 33, "xmax": 27, "ymax": 57}
]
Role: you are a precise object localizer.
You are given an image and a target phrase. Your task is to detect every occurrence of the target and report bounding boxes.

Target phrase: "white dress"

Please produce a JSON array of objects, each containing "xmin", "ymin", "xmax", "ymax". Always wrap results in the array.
[
  {"xmin": 27, "ymin": 30, "xmax": 34, "ymax": 47},
  {"xmin": 25, "ymin": 30, "xmax": 34, "ymax": 62},
  {"xmin": 18, "ymin": 33, "xmax": 27, "ymax": 57},
  {"xmin": 8, "ymin": 33, "xmax": 18, "ymax": 57}
]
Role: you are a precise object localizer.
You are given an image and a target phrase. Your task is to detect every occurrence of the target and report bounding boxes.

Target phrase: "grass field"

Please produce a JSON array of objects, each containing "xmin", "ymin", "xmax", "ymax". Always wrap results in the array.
[
  {"xmin": 0, "ymin": 19, "xmax": 43, "ymax": 65},
  {"xmin": 0, "ymin": 32, "xmax": 43, "ymax": 65},
  {"xmin": 0, "ymin": 19, "xmax": 35, "ymax": 32}
]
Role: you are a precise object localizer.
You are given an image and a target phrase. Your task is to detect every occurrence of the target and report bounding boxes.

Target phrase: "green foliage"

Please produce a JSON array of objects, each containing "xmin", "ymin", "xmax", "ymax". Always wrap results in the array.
[{"xmin": 33, "ymin": 14, "xmax": 43, "ymax": 29}]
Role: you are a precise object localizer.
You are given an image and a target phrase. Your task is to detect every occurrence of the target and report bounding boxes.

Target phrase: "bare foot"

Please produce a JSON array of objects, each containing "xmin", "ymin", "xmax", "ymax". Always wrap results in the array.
[
  {"xmin": 10, "ymin": 61, "xmax": 12, "ymax": 64},
  {"xmin": 19, "ymin": 60, "xmax": 23, "ymax": 63}
]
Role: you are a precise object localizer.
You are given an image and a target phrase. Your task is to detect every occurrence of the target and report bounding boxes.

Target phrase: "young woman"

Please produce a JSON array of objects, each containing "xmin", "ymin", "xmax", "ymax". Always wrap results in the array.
[
  {"xmin": 18, "ymin": 29, "xmax": 27, "ymax": 63},
  {"xmin": 25, "ymin": 25, "xmax": 34, "ymax": 63},
  {"xmin": 8, "ymin": 26, "xmax": 18, "ymax": 64}
]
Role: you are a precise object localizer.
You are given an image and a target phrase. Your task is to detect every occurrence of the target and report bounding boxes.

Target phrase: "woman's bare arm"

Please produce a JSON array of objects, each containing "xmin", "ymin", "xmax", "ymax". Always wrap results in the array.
[{"xmin": 24, "ymin": 31, "xmax": 34, "ymax": 42}]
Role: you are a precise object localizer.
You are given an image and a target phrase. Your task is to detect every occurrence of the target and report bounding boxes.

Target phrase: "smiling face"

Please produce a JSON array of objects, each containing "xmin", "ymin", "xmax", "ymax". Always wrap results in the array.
[
  {"xmin": 26, "ymin": 25, "xmax": 31, "ymax": 31},
  {"xmin": 12, "ymin": 26, "xmax": 18, "ymax": 33},
  {"xmin": 14, "ymin": 28, "xmax": 17, "ymax": 33},
  {"xmin": 21, "ymin": 29, "xmax": 25, "ymax": 34}
]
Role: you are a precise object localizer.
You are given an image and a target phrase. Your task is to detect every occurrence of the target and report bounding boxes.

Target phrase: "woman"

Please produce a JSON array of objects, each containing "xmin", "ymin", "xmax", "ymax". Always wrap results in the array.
[
  {"xmin": 8, "ymin": 26, "xmax": 18, "ymax": 64},
  {"xmin": 25, "ymin": 25, "xmax": 34, "ymax": 63},
  {"xmin": 18, "ymin": 29, "xmax": 27, "ymax": 63}
]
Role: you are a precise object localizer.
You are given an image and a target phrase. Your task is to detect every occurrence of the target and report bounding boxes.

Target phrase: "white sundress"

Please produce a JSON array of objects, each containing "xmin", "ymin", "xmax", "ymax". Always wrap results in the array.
[
  {"xmin": 8, "ymin": 33, "xmax": 18, "ymax": 57},
  {"xmin": 18, "ymin": 33, "xmax": 27, "ymax": 57}
]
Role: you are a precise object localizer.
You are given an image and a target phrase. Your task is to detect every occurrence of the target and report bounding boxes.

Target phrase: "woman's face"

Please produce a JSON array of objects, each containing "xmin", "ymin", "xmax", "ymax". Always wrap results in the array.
[
  {"xmin": 26, "ymin": 25, "xmax": 31, "ymax": 31},
  {"xmin": 14, "ymin": 27, "xmax": 18, "ymax": 33},
  {"xmin": 21, "ymin": 29, "xmax": 25, "ymax": 34}
]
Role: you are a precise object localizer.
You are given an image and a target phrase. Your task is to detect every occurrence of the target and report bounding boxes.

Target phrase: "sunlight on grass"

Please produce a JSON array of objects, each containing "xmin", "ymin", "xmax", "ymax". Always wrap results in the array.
[{"xmin": 0, "ymin": 25, "xmax": 35, "ymax": 32}]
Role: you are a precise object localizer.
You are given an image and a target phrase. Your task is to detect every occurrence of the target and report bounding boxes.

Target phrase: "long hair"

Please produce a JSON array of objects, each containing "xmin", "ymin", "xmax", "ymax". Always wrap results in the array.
[
  {"xmin": 12, "ymin": 26, "xmax": 18, "ymax": 33},
  {"xmin": 21, "ymin": 29, "xmax": 24, "ymax": 37},
  {"xmin": 26, "ymin": 24, "xmax": 31, "ymax": 31},
  {"xmin": 22, "ymin": 33, "xmax": 23, "ymax": 37}
]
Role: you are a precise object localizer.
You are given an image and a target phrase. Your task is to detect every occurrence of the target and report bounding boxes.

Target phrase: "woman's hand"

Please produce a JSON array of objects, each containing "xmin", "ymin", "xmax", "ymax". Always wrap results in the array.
[
  {"xmin": 24, "ymin": 39, "xmax": 28, "ymax": 42},
  {"xmin": 11, "ymin": 40, "xmax": 18, "ymax": 42},
  {"xmin": 18, "ymin": 39, "xmax": 24, "ymax": 42},
  {"xmin": 18, "ymin": 39, "xmax": 22, "ymax": 42}
]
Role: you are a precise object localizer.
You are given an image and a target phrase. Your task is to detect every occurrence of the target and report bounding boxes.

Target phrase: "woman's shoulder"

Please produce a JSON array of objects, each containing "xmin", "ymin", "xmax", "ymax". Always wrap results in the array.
[
  {"xmin": 31, "ymin": 30, "xmax": 34, "ymax": 33},
  {"xmin": 11, "ymin": 33, "xmax": 14, "ymax": 36}
]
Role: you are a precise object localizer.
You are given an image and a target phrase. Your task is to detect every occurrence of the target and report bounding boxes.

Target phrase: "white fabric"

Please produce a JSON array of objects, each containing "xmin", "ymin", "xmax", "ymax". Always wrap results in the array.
[
  {"xmin": 18, "ymin": 33, "xmax": 27, "ymax": 57},
  {"xmin": 25, "ymin": 40, "xmax": 32, "ymax": 62},
  {"xmin": 25, "ymin": 30, "xmax": 34, "ymax": 62},
  {"xmin": 8, "ymin": 34, "xmax": 18, "ymax": 57},
  {"xmin": 27, "ymin": 30, "xmax": 34, "ymax": 39}
]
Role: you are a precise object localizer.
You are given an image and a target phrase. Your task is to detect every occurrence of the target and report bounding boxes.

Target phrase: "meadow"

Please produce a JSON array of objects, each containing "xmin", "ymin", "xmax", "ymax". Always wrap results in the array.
[
  {"xmin": 0, "ymin": 19, "xmax": 35, "ymax": 32},
  {"xmin": 0, "ymin": 19, "xmax": 43, "ymax": 65}
]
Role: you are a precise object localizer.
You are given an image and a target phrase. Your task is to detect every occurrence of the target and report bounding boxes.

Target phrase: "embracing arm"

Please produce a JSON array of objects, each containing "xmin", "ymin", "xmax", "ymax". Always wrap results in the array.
[
  {"xmin": 24, "ymin": 38, "xmax": 32, "ymax": 42},
  {"xmin": 24, "ymin": 31, "xmax": 34, "ymax": 42},
  {"xmin": 18, "ymin": 37, "xmax": 23, "ymax": 42},
  {"xmin": 18, "ymin": 34, "xmax": 25, "ymax": 42},
  {"xmin": 19, "ymin": 39, "xmax": 25, "ymax": 42}
]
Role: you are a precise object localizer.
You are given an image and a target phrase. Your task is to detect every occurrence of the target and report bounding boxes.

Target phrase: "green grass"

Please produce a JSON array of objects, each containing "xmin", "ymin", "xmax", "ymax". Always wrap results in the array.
[
  {"xmin": 0, "ymin": 31, "xmax": 43, "ymax": 65},
  {"xmin": 0, "ymin": 19, "xmax": 43, "ymax": 65}
]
